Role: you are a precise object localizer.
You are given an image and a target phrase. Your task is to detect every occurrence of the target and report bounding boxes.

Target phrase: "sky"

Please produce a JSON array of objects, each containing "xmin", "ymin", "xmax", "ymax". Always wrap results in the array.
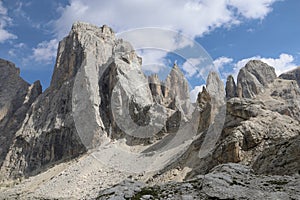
[{"xmin": 0, "ymin": 0, "xmax": 299, "ymax": 101}]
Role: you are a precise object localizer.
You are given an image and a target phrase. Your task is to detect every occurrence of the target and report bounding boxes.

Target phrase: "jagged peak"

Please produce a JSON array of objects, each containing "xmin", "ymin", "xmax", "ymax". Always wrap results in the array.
[
  {"xmin": 237, "ymin": 59, "xmax": 277, "ymax": 98},
  {"xmin": 168, "ymin": 63, "xmax": 185, "ymax": 79},
  {"xmin": 71, "ymin": 21, "xmax": 115, "ymax": 38},
  {"xmin": 226, "ymin": 75, "xmax": 237, "ymax": 99},
  {"xmin": 0, "ymin": 58, "xmax": 20, "ymax": 76},
  {"xmin": 148, "ymin": 73, "xmax": 160, "ymax": 82},
  {"xmin": 244, "ymin": 60, "xmax": 276, "ymax": 77},
  {"xmin": 172, "ymin": 63, "xmax": 179, "ymax": 69}
]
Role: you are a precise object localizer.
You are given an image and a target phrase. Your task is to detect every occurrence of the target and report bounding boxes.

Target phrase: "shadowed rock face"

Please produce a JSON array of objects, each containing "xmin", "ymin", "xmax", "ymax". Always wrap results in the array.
[
  {"xmin": 225, "ymin": 75, "xmax": 237, "ymax": 99},
  {"xmin": 0, "ymin": 59, "xmax": 42, "ymax": 169},
  {"xmin": 0, "ymin": 23, "xmax": 120, "ymax": 179},
  {"xmin": 98, "ymin": 163, "xmax": 300, "ymax": 200},
  {"xmin": 279, "ymin": 66, "xmax": 300, "ymax": 87},
  {"xmin": 148, "ymin": 74, "xmax": 163, "ymax": 103}
]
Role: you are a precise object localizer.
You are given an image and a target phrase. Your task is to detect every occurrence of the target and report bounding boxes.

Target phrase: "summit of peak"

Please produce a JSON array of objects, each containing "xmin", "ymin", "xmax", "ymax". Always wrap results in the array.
[{"xmin": 71, "ymin": 21, "xmax": 115, "ymax": 38}]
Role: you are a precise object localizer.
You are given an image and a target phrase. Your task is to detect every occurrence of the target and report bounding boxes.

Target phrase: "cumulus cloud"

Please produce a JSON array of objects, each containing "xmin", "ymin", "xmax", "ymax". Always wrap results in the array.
[
  {"xmin": 31, "ymin": 39, "xmax": 58, "ymax": 63},
  {"xmin": 213, "ymin": 57, "xmax": 233, "ymax": 70},
  {"xmin": 190, "ymin": 84, "xmax": 205, "ymax": 103},
  {"xmin": 261, "ymin": 54, "xmax": 297, "ymax": 76},
  {"xmin": 138, "ymin": 49, "xmax": 168, "ymax": 73},
  {"xmin": 214, "ymin": 53, "xmax": 298, "ymax": 81},
  {"xmin": 48, "ymin": 0, "xmax": 278, "ymax": 82},
  {"xmin": 0, "ymin": 1, "xmax": 17, "ymax": 42},
  {"xmin": 54, "ymin": 0, "xmax": 278, "ymax": 40},
  {"xmin": 182, "ymin": 58, "xmax": 206, "ymax": 77},
  {"xmin": 228, "ymin": 0, "xmax": 276, "ymax": 19},
  {"xmin": 234, "ymin": 53, "xmax": 297, "ymax": 78}
]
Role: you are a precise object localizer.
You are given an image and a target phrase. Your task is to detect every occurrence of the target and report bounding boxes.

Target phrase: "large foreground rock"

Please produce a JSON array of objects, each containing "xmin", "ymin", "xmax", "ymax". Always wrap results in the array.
[{"xmin": 98, "ymin": 163, "xmax": 300, "ymax": 200}]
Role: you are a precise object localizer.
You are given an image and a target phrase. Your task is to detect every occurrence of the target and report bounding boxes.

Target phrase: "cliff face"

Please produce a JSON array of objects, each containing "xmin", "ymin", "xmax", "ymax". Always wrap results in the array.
[
  {"xmin": 182, "ymin": 61, "xmax": 300, "ymax": 178},
  {"xmin": 279, "ymin": 66, "xmax": 300, "ymax": 87},
  {"xmin": 0, "ymin": 59, "xmax": 41, "ymax": 171},
  {"xmin": 0, "ymin": 22, "xmax": 190, "ymax": 180}
]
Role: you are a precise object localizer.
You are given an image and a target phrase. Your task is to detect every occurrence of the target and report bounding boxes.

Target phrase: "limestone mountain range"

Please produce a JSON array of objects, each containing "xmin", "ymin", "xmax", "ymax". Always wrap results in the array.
[{"xmin": 0, "ymin": 22, "xmax": 299, "ymax": 199}]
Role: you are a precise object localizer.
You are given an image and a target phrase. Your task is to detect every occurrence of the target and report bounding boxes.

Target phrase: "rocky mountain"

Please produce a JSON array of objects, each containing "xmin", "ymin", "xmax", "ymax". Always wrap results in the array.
[
  {"xmin": 0, "ymin": 59, "xmax": 42, "ymax": 177},
  {"xmin": 0, "ymin": 22, "xmax": 299, "ymax": 199},
  {"xmin": 280, "ymin": 66, "xmax": 300, "ymax": 87}
]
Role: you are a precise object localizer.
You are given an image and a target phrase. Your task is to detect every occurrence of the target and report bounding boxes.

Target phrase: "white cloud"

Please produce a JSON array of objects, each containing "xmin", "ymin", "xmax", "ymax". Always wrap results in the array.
[
  {"xmin": 190, "ymin": 85, "xmax": 205, "ymax": 103},
  {"xmin": 213, "ymin": 56, "xmax": 233, "ymax": 70},
  {"xmin": 55, "ymin": 0, "xmax": 278, "ymax": 40},
  {"xmin": 0, "ymin": 1, "xmax": 17, "ymax": 43},
  {"xmin": 0, "ymin": 1, "xmax": 7, "ymax": 15},
  {"xmin": 182, "ymin": 58, "xmax": 205, "ymax": 77},
  {"xmin": 138, "ymin": 49, "xmax": 168, "ymax": 73},
  {"xmin": 214, "ymin": 53, "xmax": 298, "ymax": 81},
  {"xmin": 228, "ymin": 0, "xmax": 277, "ymax": 19},
  {"xmin": 261, "ymin": 54, "xmax": 297, "ymax": 76},
  {"xmin": 31, "ymin": 39, "xmax": 58, "ymax": 63},
  {"xmin": 233, "ymin": 53, "xmax": 297, "ymax": 78},
  {"xmin": 50, "ymin": 0, "xmax": 278, "ymax": 79}
]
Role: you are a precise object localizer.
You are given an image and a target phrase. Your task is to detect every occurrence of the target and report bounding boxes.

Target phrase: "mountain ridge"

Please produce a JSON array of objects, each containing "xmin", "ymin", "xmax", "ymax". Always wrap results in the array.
[{"xmin": 0, "ymin": 22, "xmax": 299, "ymax": 199}]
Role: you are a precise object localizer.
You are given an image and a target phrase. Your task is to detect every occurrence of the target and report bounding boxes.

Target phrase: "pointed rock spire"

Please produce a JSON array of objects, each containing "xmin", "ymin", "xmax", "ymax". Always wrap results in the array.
[
  {"xmin": 279, "ymin": 66, "xmax": 300, "ymax": 87},
  {"xmin": 226, "ymin": 75, "xmax": 237, "ymax": 99}
]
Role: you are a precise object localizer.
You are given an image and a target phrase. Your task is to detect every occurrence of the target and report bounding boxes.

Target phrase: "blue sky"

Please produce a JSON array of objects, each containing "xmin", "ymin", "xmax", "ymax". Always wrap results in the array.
[{"xmin": 0, "ymin": 0, "xmax": 299, "ymax": 101}]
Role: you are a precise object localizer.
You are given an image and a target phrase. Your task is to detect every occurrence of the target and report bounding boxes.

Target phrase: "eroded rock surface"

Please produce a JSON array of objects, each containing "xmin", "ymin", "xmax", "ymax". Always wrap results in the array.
[
  {"xmin": 0, "ymin": 59, "xmax": 41, "ymax": 172},
  {"xmin": 237, "ymin": 60, "xmax": 276, "ymax": 98},
  {"xmin": 280, "ymin": 66, "xmax": 300, "ymax": 87},
  {"xmin": 98, "ymin": 163, "xmax": 300, "ymax": 200},
  {"xmin": 225, "ymin": 74, "xmax": 237, "ymax": 99}
]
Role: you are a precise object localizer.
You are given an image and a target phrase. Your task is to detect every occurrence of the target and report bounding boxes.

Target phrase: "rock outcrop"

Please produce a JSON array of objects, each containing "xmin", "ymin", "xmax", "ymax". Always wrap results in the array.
[
  {"xmin": 98, "ymin": 163, "xmax": 300, "ymax": 200},
  {"xmin": 253, "ymin": 134, "xmax": 300, "ymax": 175},
  {"xmin": 0, "ymin": 59, "xmax": 41, "ymax": 170},
  {"xmin": 148, "ymin": 64, "xmax": 192, "ymax": 118},
  {"xmin": 164, "ymin": 64, "xmax": 190, "ymax": 102},
  {"xmin": 237, "ymin": 60, "xmax": 277, "ymax": 98},
  {"xmin": 212, "ymin": 97, "xmax": 300, "ymax": 174},
  {"xmin": 148, "ymin": 74, "xmax": 163, "ymax": 103},
  {"xmin": 196, "ymin": 86, "xmax": 212, "ymax": 133},
  {"xmin": 279, "ymin": 66, "xmax": 300, "ymax": 87},
  {"xmin": 0, "ymin": 22, "xmax": 186, "ymax": 180},
  {"xmin": 187, "ymin": 61, "xmax": 300, "ymax": 176},
  {"xmin": 0, "ymin": 23, "xmax": 127, "ymax": 179},
  {"xmin": 225, "ymin": 74, "xmax": 237, "ymax": 99}
]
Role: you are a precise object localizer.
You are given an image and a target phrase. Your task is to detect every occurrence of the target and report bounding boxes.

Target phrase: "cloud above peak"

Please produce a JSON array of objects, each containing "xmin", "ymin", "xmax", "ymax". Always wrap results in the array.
[
  {"xmin": 54, "ymin": 0, "xmax": 278, "ymax": 40},
  {"xmin": 52, "ymin": 0, "xmax": 278, "ymax": 78},
  {"xmin": 0, "ymin": 1, "xmax": 17, "ymax": 43},
  {"xmin": 214, "ymin": 53, "xmax": 298, "ymax": 81}
]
